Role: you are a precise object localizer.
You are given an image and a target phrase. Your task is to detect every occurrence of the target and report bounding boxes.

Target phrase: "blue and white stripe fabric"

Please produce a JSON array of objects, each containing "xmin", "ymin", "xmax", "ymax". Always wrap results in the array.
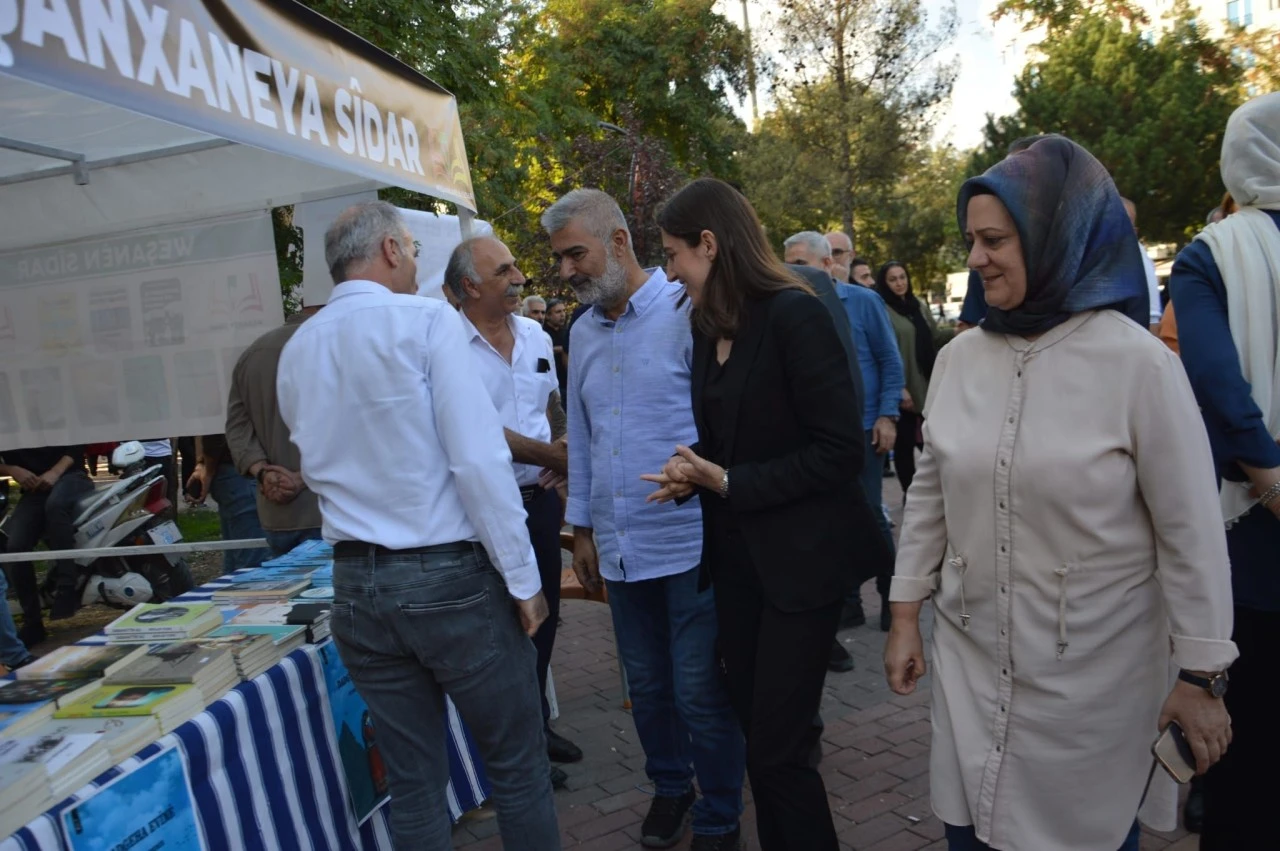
[{"xmin": 3, "ymin": 582, "xmax": 490, "ymax": 849}]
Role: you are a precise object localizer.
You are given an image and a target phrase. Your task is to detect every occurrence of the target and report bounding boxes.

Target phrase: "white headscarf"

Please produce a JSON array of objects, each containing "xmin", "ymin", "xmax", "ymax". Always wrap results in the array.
[{"xmin": 1197, "ymin": 92, "xmax": 1280, "ymax": 524}]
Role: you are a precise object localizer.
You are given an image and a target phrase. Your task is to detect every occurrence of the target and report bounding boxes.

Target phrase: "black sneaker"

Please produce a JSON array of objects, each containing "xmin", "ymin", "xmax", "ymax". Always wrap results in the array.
[
  {"xmin": 839, "ymin": 601, "xmax": 867, "ymax": 629},
  {"xmin": 691, "ymin": 827, "xmax": 742, "ymax": 850},
  {"xmin": 546, "ymin": 729, "xmax": 583, "ymax": 763},
  {"xmin": 550, "ymin": 765, "xmax": 568, "ymax": 790},
  {"xmin": 5, "ymin": 654, "xmax": 36, "ymax": 672},
  {"xmin": 49, "ymin": 590, "xmax": 79, "ymax": 621},
  {"xmin": 827, "ymin": 639, "xmax": 854, "ymax": 673},
  {"xmin": 641, "ymin": 787, "xmax": 695, "ymax": 848}
]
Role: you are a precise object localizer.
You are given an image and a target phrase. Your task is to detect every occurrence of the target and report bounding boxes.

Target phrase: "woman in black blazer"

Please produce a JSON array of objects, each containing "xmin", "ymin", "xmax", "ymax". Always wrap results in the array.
[{"xmin": 644, "ymin": 178, "xmax": 874, "ymax": 851}]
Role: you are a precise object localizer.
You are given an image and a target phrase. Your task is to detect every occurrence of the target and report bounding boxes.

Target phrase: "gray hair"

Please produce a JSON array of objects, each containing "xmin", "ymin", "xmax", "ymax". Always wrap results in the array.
[
  {"xmin": 541, "ymin": 188, "xmax": 631, "ymax": 247},
  {"xmin": 522, "ymin": 295, "xmax": 546, "ymax": 316},
  {"xmin": 444, "ymin": 237, "xmax": 485, "ymax": 302},
  {"xmin": 783, "ymin": 231, "xmax": 832, "ymax": 259},
  {"xmin": 325, "ymin": 200, "xmax": 409, "ymax": 284}
]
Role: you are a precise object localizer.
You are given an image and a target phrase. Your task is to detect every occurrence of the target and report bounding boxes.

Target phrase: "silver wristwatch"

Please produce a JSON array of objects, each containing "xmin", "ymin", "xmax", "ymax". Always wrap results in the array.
[{"xmin": 718, "ymin": 470, "xmax": 730, "ymax": 499}]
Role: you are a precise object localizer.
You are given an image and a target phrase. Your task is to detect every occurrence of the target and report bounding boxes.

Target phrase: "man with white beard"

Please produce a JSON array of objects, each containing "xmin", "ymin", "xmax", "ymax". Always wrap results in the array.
[{"xmin": 544, "ymin": 189, "xmax": 745, "ymax": 851}]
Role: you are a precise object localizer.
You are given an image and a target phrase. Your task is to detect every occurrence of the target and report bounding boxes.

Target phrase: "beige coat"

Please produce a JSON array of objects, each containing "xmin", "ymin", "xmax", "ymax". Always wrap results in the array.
[{"xmin": 890, "ymin": 311, "xmax": 1238, "ymax": 851}]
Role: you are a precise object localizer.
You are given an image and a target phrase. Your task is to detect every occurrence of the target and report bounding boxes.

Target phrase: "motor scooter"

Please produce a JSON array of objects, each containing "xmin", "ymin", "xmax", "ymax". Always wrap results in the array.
[{"xmin": 0, "ymin": 441, "xmax": 194, "ymax": 615}]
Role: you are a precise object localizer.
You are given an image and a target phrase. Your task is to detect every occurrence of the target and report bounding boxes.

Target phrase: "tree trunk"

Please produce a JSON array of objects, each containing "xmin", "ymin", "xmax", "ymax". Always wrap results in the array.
[{"xmin": 833, "ymin": 2, "xmax": 856, "ymax": 247}]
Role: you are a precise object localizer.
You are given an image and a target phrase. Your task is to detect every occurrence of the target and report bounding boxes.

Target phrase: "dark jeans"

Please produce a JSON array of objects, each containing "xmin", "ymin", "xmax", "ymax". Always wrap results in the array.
[
  {"xmin": 208, "ymin": 462, "xmax": 270, "ymax": 573},
  {"xmin": 0, "ymin": 567, "xmax": 29, "ymax": 664},
  {"xmin": 850, "ymin": 429, "xmax": 894, "ymax": 607},
  {"xmin": 1200, "ymin": 605, "xmax": 1277, "ymax": 850},
  {"xmin": 894, "ymin": 410, "xmax": 921, "ymax": 495},
  {"xmin": 525, "ymin": 487, "xmax": 562, "ymax": 729},
  {"xmin": 945, "ymin": 820, "xmax": 1140, "ymax": 850},
  {"xmin": 606, "ymin": 567, "xmax": 745, "ymax": 836},
  {"xmin": 5, "ymin": 470, "xmax": 95, "ymax": 621},
  {"xmin": 330, "ymin": 544, "xmax": 560, "ymax": 850},
  {"xmin": 263, "ymin": 527, "xmax": 323, "ymax": 557},
  {"xmin": 712, "ymin": 552, "xmax": 842, "ymax": 851}
]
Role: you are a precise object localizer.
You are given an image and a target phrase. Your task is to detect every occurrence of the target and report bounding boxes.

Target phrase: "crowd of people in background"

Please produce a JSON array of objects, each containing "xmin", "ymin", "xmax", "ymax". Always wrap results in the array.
[{"xmin": 1, "ymin": 89, "xmax": 1275, "ymax": 851}]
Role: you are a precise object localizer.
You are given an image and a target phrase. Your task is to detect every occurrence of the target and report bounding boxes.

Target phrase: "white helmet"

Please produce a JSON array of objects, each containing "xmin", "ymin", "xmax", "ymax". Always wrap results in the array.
[
  {"xmin": 110, "ymin": 441, "xmax": 146, "ymax": 471},
  {"xmin": 83, "ymin": 572, "xmax": 154, "ymax": 608}
]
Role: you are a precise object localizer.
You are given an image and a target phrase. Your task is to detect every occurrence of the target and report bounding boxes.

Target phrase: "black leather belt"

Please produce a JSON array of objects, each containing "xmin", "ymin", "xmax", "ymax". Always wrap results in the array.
[
  {"xmin": 332, "ymin": 540, "xmax": 477, "ymax": 559},
  {"xmin": 519, "ymin": 485, "xmax": 544, "ymax": 504}
]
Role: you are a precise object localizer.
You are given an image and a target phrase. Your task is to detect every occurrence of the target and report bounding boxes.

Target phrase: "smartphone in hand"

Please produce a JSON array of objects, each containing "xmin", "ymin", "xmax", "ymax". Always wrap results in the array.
[{"xmin": 1152, "ymin": 722, "xmax": 1196, "ymax": 784}]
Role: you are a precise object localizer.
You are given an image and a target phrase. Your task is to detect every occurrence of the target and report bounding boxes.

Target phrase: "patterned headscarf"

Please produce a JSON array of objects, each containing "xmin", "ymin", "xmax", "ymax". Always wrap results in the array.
[{"xmin": 957, "ymin": 135, "xmax": 1149, "ymax": 336}]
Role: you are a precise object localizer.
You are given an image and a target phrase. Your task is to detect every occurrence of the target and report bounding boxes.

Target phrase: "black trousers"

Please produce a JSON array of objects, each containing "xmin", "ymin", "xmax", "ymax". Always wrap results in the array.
[
  {"xmin": 5, "ymin": 471, "xmax": 95, "ymax": 621},
  {"xmin": 712, "ymin": 557, "xmax": 842, "ymax": 851},
  {"xmin": 524, "ymin": 486, "xmax": 563, "ymax": 729},
  {"xmin": 1199, "ymin": 605, "xmax": 1278, "ymax": 849},
  {"xmin": 894, "ymin": 410, "xmax": 921, "ymax": 495}
]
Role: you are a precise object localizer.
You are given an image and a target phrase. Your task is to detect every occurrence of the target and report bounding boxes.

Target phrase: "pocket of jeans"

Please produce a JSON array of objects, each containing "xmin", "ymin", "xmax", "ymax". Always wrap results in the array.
[
  {"xmin": 397, "ymin": 588, "xmax": 500, "ymax": 680},
  {"xmin": 329, "ymin": 601, "xmax": 357, "ymax": 647}
]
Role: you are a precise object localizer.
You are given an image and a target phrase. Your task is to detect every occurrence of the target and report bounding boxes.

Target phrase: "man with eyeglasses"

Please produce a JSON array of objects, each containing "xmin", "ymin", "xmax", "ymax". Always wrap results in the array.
[{"xmin": 825, "ymin": 231, "xmax": 855, "ymax": 283}]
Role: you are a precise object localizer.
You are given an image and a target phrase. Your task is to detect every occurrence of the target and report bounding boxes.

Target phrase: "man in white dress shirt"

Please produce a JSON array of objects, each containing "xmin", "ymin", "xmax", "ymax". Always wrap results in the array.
[
  {"xmin": 276, "ymin": 201, "xmax": 560, "ymax": 850},
  {"xmin": 446, "ymin": 235, "xmax": 582, "ymax": 788}
]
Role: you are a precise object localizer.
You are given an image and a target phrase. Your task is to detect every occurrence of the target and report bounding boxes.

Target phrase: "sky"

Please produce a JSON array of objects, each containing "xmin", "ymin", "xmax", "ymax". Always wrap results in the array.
[{"xmin": 718, "ymin": 0, "xmax": 1027, "ymax": 150}]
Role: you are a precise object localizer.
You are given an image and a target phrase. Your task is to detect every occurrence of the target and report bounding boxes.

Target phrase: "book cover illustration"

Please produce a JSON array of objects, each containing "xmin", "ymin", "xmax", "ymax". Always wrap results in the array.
[
  {"xmin": 0, "ymin": 679, "xmax": 86, "ymax": 704},
  {"xmin": 55, "ymin": 684, "xmax": 194, "ymax": 718},
  {"xmin": 106, "ymin": 604, "xmax": 217, "ymax": 632},
  {"xmin": 318, "ymin": 643, "xmax": 389, "ymax": 824},
  {"xmin": 61, "ymin": 746, "xmax": 205, "ymax": 851},
  {"xmin": 15, "ymin": 645, "xmax": 144, "ymax": 680}
]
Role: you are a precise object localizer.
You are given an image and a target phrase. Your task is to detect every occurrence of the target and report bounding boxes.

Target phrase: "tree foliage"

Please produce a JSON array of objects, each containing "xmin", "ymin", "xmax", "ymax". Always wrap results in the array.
[{"xmin": 970, "ymin": 1, "xmax": 1244, "ymax": 244}]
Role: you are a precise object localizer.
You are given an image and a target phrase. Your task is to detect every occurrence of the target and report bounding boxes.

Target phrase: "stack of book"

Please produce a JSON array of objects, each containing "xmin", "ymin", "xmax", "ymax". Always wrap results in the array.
[
  {"xmin": 208, "ymin": 622, "xmax": 307, "ymax": 654},
  {"xmin": 0, "ymin": 755, "xmax": 52, "ymax": 838},
  {"xmin": 106, "ymin": 643, "xmax": 240, "ymax": 704},
  {"xmin": 21, "ymin": 716, "xmax": 162, "ymax": 763},
  {"xmin": 54, "ymin": 683, "xmax": 205, "ymax": 735},
  {"xmin": 224, "ymin": 602, "xmax": 329, "ymax": 645},
  {"xmin": 14, "ymin": 645, "xmax": 148, "ymax": 682},
  {"xmin": 158, "ymin": 634, "xmax": 279, "ymax": 681},
  {"xmin": 104, "ymin": 603, "xmax": 222, "ymax": 645},
  {"xmin": 0, "ymin": 679, "xmax": 104, "ymax": 736},
  {"xmin": 211, "ymin": 579, "xmax": 310, "ymax": 604},
  {"xmin": 0, "ymin": 731, "xmax": 113, "ymax": 800}
]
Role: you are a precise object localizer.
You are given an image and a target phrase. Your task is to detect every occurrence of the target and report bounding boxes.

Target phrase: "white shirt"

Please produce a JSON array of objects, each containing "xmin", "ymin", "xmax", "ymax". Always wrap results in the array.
[
  {"xmin": 458, "ymin": 312, "xmax": 557, "ymax": 487},
  {"xmin": 140, "ymin": 440, "xmax": 172, "ymax": 458},
  {"xmin": 276, "ymin": 280, "xmax": 541, "ymax": 600},
  {"xmin": 1141, "ymin": 248, "xmax": 1161, "ymax": 325}
]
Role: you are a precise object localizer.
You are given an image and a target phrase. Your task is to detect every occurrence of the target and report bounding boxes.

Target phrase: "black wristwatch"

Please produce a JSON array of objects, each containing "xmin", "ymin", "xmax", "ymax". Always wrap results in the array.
[
  {"xmin": 255, "ymin": 467, "xmax": 268, "ymax": 486},
  {"xmin": 1178, "ymin": 669, "xmax": 1228, "ymax": 699}
]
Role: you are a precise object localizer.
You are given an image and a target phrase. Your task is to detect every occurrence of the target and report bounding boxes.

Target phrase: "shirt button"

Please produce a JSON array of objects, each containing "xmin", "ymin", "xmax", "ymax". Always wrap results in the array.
[
  {"xmin": 618, "ymin": 529, "xmax": 626, "ymax": 536},
  {"xmin": 999, "ymin": 459, "xmax": 1007, "ymax": 467},
  {"xmin": 613, "ymin": 448, "xmax": 620, "ymax": 456},
  {"xmin": 996, "ymin": 745, "xmax": 1003, "ymax": 753},
  {"xmin": 1001, "ymin": 628, "xmax": 1007, "ymax": 637},
  {"xmin": 615, "ymin": 490, "xmax": 622, "ymax": 497},
  {"xmin": 613, "ymin": 365, "xmax": 620, "ymax": 373},
  {"xmin": 1016, "ymin": 370, "xmax": 1022, "ymax": 377},
  {"xmin": 1002, "ymin": 668, "xmax": 1008, "ymax": 676},
  {"xmin": 1007, "ymin": 416, "xmax": 1014, "ymax": 424},
  {"xmin": 1000, "ymin": 545, "xmax": 1007, "ymax": 553},
  {"xmin": 999, "ymin": 501, "xmax": 1006, "ymax": 510},
  {"xmin": 1000, "ymin": 586, "xmax": 1007, "ymax": 594},
  {"xmin": 612, "ymin": 407, "xmax": 619, "ymax": 415},
  {"xmin": 1001, "ymin": 705, "xmax": 1007, "ymax": 713}
]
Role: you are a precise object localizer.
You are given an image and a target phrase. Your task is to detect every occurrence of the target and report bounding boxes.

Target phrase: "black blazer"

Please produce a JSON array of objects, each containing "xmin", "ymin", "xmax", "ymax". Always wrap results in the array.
[
  {"xmin": 786, "ymin": 263, "xmax": 865, "ymax": 419},
  {"xmin": 691, "ymin": 289, "xmax": 893, "ymax": 612}
]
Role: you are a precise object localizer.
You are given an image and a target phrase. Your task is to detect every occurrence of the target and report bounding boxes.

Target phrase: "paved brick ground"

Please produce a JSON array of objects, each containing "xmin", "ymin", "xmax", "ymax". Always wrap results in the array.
[{"xmin": 452, "ymin": 481, "xmax": 1200, "ymax": 850}]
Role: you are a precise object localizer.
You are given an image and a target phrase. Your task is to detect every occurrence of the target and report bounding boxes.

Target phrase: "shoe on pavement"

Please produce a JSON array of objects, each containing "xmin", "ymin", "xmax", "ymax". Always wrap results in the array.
[
  {"xmin": 49, "ymin": 590, "xmax": 79, "ymax": 621},
  {"xmin": 691, "ymin": 827, "xmax": 742, "ymax": 850},
  {"xmin": 550, "ymin": 765, "xmax": 568, "ymax": 790},
  {"xmin": 827, "ymin": 640, "xmax": 854, "ymax": 673},
  {"xmin": 839, "ymin": 601, "xmax": 866, "ymax": 630},
  {"xmin": 641, "ymin": 787, "xmax": 695, "ymax": 848},
  {"xmin": 546, "ymin": 729, "xmax": 583, "ymax": 763},
  {"xmin": 17, "ymin": 622, "xmax": 46, "ymax": 648},
  {"xmin": 5, "ymin": 654, "xmax": 36, "ymax": 672}
]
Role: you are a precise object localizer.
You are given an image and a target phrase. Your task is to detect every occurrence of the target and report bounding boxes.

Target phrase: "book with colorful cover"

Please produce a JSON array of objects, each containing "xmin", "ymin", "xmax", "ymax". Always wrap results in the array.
[
  {"xmin": 61, "ymin": 747, "xmax": 206, "ymax": 851},
  {"xmin": 53, "ymin": 684, "xmax": 197, "ymax": 720},
  {"xmin": 15, "ymin": 644, "xmax": 149, "ymax": 681},
  {"xmin": 0, "ymin": 679, "xmax": 102, "ymax": 734},
  {"xmin": 104, "ymin": 603, "xmax": 222, "ymax": 637},
  {"xmin": 207, "ymin": 624, "xmax": 306, "ymax": 646}
]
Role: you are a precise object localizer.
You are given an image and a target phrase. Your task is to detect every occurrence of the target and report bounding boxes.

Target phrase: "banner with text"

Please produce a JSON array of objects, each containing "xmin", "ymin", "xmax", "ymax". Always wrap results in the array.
[
  {"xmin": 0, "ymin": 211, "xmax": 282, "ymax": 450},
  {"xmin": 0, "ymin": 0, "xmax": 475, "ymax": 210}
]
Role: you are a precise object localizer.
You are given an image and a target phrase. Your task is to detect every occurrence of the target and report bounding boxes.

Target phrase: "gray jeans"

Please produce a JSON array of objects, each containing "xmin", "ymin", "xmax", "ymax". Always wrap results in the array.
[{"xmin": 331, "ymin": 543, "xmax": 560, "ymax": 850}]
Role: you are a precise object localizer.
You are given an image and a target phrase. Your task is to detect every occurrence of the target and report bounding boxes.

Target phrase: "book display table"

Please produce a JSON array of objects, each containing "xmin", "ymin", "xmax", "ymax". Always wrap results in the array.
[{"xmin": 2, "ymin": 573, "xmax": 491, "ymax": 851}]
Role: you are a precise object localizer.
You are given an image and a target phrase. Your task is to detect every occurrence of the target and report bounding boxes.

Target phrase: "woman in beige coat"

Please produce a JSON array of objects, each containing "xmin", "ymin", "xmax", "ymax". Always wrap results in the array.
[{"xmin": 883, "ymin": 136, "xmax": 1237, "ymax": 851}]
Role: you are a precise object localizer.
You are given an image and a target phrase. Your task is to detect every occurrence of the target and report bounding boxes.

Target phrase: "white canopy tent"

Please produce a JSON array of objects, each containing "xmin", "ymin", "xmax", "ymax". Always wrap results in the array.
[{"xmin": 0, "ymin": 0, "xmax": 477, "ymax": 450}]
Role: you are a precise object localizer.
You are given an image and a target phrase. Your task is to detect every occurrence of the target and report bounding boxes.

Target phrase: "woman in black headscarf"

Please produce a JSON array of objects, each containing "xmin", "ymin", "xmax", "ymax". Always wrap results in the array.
[{"xmin": 873, "ymin": 262, "xmax": 949, "ymax": 494}]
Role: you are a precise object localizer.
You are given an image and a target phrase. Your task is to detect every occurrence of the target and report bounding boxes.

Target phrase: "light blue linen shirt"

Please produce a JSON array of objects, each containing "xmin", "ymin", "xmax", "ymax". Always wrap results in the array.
[
  {"xmin": 565, "ymin": 268, "xmax": 703, "ymax": 583},
  {"xmin": 836, "ymin": 283, "xmax": 906, "ymax": 430}
]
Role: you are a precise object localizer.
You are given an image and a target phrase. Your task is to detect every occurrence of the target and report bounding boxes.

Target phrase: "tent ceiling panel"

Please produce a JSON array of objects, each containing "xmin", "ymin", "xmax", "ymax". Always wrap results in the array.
[
  {"xmin": 0, "ymin": 77, "xmax": 216, "ymax": 181},
  {"xmin": 0, "ymin": 142, "xmax": 380, "ymax": 252}
]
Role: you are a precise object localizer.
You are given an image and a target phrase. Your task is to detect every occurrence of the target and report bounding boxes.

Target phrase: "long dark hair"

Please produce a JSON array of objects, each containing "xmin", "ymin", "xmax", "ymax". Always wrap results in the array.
[
  {"xmin": 874, "ymin": 262, "xmax": 938, "ymax": 380},
  {"xmin": 656, "ymin": 178, "xmax": 811, "ymax": 338}
]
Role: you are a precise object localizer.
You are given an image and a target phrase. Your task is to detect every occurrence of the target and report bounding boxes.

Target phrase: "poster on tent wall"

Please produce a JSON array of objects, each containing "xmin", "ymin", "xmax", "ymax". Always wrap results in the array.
[
  {"xmin": 0, "ymin": 211, "xmax": 282, "ymax": 450},
  {"xmin": 0, "ymin": 0, "xmax": 475, "ymax": 212}
]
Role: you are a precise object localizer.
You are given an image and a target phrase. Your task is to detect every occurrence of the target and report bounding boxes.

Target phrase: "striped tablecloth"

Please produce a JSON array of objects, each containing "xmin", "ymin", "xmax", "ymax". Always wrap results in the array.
[{"xmin": 2, "ymin": 578, "xmax": 491, "ymax": 850}]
